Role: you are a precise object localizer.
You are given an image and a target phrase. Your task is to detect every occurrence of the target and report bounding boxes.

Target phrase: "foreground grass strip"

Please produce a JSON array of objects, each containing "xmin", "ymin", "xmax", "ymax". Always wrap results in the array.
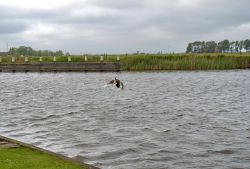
[{"xmin": 0, "ymin": 147, "xmax": 87, "ymax": 169}]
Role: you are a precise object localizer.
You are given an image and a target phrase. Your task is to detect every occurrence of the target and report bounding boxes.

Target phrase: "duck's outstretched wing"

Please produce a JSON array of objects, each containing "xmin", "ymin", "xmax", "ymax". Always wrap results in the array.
[
  {"xmin": 108, "ymin": 80, "xmax": 115, "ymax": 84},
  {"xmin": 120, "ymin": 82, "xmax": 124, "ymax": 89}
]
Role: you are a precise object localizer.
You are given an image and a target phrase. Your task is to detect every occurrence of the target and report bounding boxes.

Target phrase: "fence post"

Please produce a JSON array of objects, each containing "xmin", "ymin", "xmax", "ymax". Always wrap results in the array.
[
  {"xmin": 117, "ymin": 56, "xmax": 120, "ymax": 61},
  {"xmin": 100, "ymin": 55, "xmax": 103, "ymax": 62},
  {"xmin": 12, "ymin": 56, "xmax": 15, "ymax": 63},
  {"xmin": 68, "ymin": 56, "xmax": 71, "ymax": 62},
  {"xmin": 85, "ymin": 55, "xmax": 88, "ymax": 61},
  {"xmin": 0, "ymin": 56, "xmax": 2, "ymax": 63},
  {"xmin": 53, "ymin": 56, "xmax": 56, "ymax": 62},
  {"xmin": 25, "ymin": 56, "xmax": 28, "ymax": 63},
  {"xmin": 39, "ymin": 57, "xmax": 43, "ymax": 62}
]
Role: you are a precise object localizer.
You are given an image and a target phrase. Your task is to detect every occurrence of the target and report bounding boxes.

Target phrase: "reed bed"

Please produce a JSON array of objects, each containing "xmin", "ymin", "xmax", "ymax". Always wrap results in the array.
[{"xmin": 120, "ymin": 53, "xmax": 250, "ymax": 70}]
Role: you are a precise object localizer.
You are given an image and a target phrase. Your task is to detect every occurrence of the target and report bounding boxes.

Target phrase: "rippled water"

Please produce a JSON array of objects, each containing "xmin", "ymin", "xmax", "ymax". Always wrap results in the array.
[{"xmin": 0, "ymin": 71, "xmax": 250, "ymax": 169}]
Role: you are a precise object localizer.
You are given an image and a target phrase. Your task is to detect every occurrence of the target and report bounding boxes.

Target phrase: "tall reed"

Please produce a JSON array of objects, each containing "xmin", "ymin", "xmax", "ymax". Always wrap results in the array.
[{"xmin": 120, "ymin": 53, "xmax": 250, "ymax": 70}]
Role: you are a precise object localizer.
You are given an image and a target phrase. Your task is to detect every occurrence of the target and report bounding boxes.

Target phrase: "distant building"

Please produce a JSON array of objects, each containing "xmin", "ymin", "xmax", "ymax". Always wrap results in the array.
[{"xmin": 0, "ymin": 52, "xmax": 8, "ymax": 56}]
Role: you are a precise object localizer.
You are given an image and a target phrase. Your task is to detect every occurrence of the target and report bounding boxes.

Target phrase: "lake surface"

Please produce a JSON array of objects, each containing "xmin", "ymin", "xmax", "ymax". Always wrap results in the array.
[{"xmin": 0, "ymin": 71, "xmax": 250, "ymax": 169}]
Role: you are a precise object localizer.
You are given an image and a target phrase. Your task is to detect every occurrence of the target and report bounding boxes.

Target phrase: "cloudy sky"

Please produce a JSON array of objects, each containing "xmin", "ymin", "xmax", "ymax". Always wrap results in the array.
[{"xmin": 0, "ymin": 0, "xmax": 250, "ymax": 54}]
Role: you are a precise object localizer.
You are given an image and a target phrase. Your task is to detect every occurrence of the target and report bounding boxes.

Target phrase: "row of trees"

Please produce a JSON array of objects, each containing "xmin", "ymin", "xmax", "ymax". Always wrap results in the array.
[
  {"xmin": 186, "ymin": 39, "xmax": 250, "ymax": 53},
  {"xmin": 8, "ymin": 46, "xmax": 70, "ymax": 56}
]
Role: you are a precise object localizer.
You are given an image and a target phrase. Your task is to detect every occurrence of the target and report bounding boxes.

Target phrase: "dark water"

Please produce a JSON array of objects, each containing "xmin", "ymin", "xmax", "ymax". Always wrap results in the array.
[{"xmin": 0, "ymin": 71, "xmax": 250, "ymax": 169}]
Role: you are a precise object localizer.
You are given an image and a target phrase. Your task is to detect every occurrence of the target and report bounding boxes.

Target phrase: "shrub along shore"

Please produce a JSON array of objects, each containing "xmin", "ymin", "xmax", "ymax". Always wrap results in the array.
[{"xmin": 0, "ymin": 53, "xmax": 250, "ymax": 71}]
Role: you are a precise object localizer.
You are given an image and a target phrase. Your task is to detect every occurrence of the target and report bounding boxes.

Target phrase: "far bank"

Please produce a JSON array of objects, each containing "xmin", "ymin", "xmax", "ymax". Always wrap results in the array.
[{"xmin": 0, "ymin": 53, "xmax": 249, "ymax": 71}]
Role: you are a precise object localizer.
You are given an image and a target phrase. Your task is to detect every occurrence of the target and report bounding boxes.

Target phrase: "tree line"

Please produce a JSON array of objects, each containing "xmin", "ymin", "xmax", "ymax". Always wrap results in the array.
[
  {"xmin": 8, "ymin": 46, "xmax": 70, "ymax": 56},
  {"xmin": 186, "ymin": 39, "xmax": 250, "ymax": 53}
]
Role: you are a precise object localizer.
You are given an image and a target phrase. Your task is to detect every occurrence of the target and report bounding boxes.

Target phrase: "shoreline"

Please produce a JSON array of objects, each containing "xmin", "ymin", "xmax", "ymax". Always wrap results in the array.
[
  {"xmin": 0, "ymin": 135, "xmax": 99, "ymax": 169},
  {"xmin": 0, "ymin": 53, "xmax": 250, "ymax": 71},
  {"xmin": 0, "ymin": 62, "xmax": 121, "ymax": 72}
]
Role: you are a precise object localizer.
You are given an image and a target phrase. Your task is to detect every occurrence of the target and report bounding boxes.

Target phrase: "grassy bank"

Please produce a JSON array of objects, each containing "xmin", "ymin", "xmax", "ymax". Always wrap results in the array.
[
  {"xmin": 121, "ymin": 53, "xmax": 250, "ymax": 70},
  {"xmin": 1, "ymin": 53, "xmax": 250, "ymax": 70},
  {"xmin": 0, "ymin": 147, "xmax": 87, "ymax": 169},
  {"xmin": 0, "ymin": 55, "xmax": 117, "ymax": 63}
]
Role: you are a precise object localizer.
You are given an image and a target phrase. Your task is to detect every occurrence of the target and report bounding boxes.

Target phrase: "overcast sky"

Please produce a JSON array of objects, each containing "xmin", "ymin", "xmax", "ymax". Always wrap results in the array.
[{"xmin": 0, "ymin": 0, "xmax": 250, "ymax": 54}]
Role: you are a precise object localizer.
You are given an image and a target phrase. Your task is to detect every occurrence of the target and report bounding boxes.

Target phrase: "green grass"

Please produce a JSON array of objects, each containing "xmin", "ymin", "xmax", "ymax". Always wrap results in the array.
[
  {"xmin": 120, "ymin": 53, "xmax": 250, "ymax": 70},
  {"xmin": 1, "ymin": 53, "xmax": 250, "ymax": 70},
  {"xmin": 0, "ymin": 55, "xmax": 117, "ymax": 63},
  {"xmin": 0, "ymin": 147, "xmax": 87, "ymax": 169}
]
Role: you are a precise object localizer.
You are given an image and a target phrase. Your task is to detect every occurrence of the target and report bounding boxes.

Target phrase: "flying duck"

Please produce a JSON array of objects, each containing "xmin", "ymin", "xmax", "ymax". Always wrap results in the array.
[{"xmin": 108, "ymin": 77, "xmax": 124, "ymax": 89}]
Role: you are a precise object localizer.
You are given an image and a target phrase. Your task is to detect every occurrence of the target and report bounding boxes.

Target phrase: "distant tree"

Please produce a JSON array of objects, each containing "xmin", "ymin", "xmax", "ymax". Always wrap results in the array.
[
  {"xmin": 217, "ymin": 41, "xmax": 223, "ymax": 53},
  {"xmin": 42, "ymin": 50, "xmax": 49, "ymax": 56},
  {"xmin": 186, "ymin": 43, "xmax": 193, "ymax": 53},
  {"xmin": 186, "ymin": 39, "xmax": 250, "ymax": 53},
  {"xmin": 193, "ymin": 41, "xmax": 202, "ymax": 53},
  {"xmin": 201, "ymin": 41, "xmax": 206, "ymax": 53},
  {"xmin": 48, "ymin": 51, "xmax": 55, "ymax": 56},
  {"xmin": 222, "ymin": 40, "xmax": 230, "ymax": 52},
  {"xmin": 7, "ymin": 46, "xmax": 66, "ymax": 57},
  {"xmin": 9, "ymin": 47, "xmax": 17, "ymax": 56},
  {"xmin": 239, "ymin": 40, "xmax": 244, "ymax": 53},
  {"xmin": 217, "ymin": 40, "xmax": 229, "ymax": 53},
  {"xmin": 205, "ymin": 41, "xmax": 217, "ymax": 53},
  {"xmin": 244, "ymin": 39, "xmax": 250, "ymax": 52},
  {"xmin": 235, "ymin": 41, "xmax": 239, "ymax": 53},
  {"xmin": 16, "ymin": 46, "xmax": 28, "ymax": 55},
  {"xmin": 230, "ymin": 41, "xmax": 235, "ymax": 53},
  {"xmin": 55, "ymin": 50, "xmax": 64, "ymax": 56},
  {"xmin": 38, "ymin": 50, "xmax": 42, "ymax": 56}
]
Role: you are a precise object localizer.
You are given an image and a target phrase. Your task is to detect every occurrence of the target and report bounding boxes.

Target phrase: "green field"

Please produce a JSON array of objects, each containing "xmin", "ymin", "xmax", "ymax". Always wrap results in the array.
[
  {"xmin": 1, "ymin": 53, "xmax": 250, "ymax": 70},
  {"xmin": 0, "ymin": 147, "xmax": 87, "ymax": 169}
]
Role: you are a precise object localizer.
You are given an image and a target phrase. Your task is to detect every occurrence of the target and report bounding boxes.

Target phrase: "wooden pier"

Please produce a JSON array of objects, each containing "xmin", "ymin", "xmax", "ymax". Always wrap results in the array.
[{"xmin": 0, "ymin": 62, "xmax": 121, "ymax": 72}]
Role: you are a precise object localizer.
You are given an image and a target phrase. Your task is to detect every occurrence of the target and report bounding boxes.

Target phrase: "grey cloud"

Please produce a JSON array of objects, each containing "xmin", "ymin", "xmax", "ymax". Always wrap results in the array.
[
  {"xmin": 1, "ymin": 0, "xmax": 250, "ymax": 53},
  {"xmin": 0, "ymin": 6, "xmax": 58, "ymax": 20},
  {"xmin": 0, "ymin": 18, "xmax": 28, "ymax": 34},
  {"xmin": 78, "ymin": 0, "xmax": 148, "ymax": 10},
  {"xmin": 0, "ymin": 6, "xmax": 61, "ymax": 34}
]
